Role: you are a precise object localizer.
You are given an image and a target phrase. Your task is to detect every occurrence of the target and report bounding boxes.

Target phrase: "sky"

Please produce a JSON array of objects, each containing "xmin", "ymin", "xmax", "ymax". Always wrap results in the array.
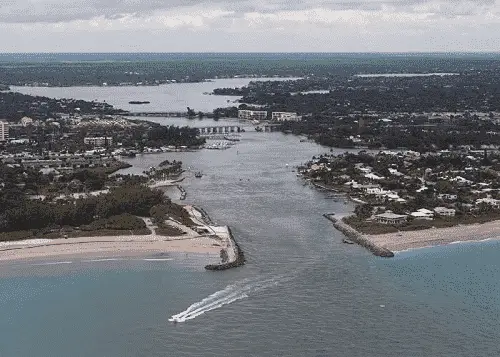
[{"xmin": 1, "ymin": 0, "xmax": 500, "ymax": 52}]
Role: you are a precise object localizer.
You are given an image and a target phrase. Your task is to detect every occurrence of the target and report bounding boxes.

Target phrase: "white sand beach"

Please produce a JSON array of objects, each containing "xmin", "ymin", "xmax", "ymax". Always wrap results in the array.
[
  {"xmin": 0, "ymin": 234, "xmax": 224, "ymax": 261},
  {"xmin": 366, "ymin": 220, "xmax": 500, "ymax": 252}
]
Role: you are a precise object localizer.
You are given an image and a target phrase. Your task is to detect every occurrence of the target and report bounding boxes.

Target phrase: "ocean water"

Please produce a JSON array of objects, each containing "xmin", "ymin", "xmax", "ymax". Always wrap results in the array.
[{"xmin": 1, "ymin": 94, "xmax": 500, "ymax": 356}]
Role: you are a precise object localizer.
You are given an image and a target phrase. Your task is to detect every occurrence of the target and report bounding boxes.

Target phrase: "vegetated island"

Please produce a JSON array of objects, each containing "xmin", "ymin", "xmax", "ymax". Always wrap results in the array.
[
  {"xmin": 0, "ymin": 159, "xmax": 242, "ymax": 269},
  {"xmin": 300, "ymin": 150, "xmax": 500, "ymax": 256}
]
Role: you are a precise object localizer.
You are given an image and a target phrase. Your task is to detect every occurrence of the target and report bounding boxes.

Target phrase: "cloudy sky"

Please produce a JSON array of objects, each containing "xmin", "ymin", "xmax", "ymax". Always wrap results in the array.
[{"xmin": 1, "ymin": 0, "xmax": 499, "ymax": 52}]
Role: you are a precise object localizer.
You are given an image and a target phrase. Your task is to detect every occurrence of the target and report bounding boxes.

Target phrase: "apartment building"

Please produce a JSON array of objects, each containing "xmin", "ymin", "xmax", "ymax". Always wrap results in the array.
[
  {"xmin": 238, "ymin": 110, "xmax": 268, "ymax": 121},
  {"xmin": 0, "ymin": 120, "xmax": 9, "ymax": 141},
  {"xmin": 271, "ymin": 112, "xmax": 301, "ymax": 122}
]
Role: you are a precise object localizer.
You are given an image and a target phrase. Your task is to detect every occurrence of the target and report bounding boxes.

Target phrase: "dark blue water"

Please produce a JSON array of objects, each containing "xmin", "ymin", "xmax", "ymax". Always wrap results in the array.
[{"xmin": 1, "ymin": 120, "xmax": 500, "ymax": 356}]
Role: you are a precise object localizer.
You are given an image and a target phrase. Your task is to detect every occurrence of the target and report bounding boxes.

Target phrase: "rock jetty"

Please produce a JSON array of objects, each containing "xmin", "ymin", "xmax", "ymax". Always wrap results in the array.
[
  {"xmin": 205, "ymin": 226, "xmax": 246, "ymax": 271},
  {"xmin": 323, "ymin": 213, "xmax": 394, "ymax": 258}
]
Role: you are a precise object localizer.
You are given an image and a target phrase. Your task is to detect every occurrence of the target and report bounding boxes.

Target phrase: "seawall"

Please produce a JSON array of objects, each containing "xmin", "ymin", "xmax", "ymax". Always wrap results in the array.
[
  {"xmin": 189, "ymin": 206, "xmax": 245, "ymax": 270},
  {"xmin": 323, "ymin": 214, "xmax": 394, "ymax": 258},
  {"xmin": 205, "ymin": 226, "xmax": 246, "ymax": 271}
]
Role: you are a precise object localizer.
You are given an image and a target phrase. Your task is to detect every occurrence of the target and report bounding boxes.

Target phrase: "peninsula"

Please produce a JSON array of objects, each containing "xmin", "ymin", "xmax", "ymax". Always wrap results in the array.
[{"xmin": 301, "ymin": 150, "xmax": 500, "ymax": 255}]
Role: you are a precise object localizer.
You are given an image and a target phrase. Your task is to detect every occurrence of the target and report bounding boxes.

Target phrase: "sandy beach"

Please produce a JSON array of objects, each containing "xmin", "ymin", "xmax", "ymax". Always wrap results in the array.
[
  {"xmin": 366, "ymin": 220, "xmax": 500, "ymax": 252},
  {"xmin": 0, "ymin": 234, "xmax": 224, "ymax": 261}
]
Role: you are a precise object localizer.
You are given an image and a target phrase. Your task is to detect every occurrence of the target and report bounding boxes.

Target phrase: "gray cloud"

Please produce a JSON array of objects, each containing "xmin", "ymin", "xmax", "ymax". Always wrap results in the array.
[{"xmin": 0, "ymin": 0, "xmax": 497, "ymax": 23}]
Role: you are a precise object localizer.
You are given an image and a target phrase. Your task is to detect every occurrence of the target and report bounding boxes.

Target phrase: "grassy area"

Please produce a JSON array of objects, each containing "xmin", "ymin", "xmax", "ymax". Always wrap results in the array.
[
  {"xmin": 156, "ymin": 225, "xmax": 185, "ymax": 237},
  {"xmin": 343, "ymin": 216, "xmax": 398, "ymax": 234}
]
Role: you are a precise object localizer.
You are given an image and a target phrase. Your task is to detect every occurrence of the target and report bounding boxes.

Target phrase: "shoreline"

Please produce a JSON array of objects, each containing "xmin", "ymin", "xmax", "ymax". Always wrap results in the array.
[
  {"xmin": 324, "ymin": 213, "xmax": 500, "ymax": 257},
  {"xmin": 0, "ymin": 205, "xmax": 243, "ymax": 269},
  {"xmin": 0, "ymin": 234, "xmax": 222, "ymax": 262}
]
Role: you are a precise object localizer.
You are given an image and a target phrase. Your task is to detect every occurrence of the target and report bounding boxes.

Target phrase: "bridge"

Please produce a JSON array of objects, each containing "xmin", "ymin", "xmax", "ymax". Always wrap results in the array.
[
  {"xmin": 262, "ymin": 123, "xmax": 282, "ymax": 132},
  {"xmin": 197, "ymin": 126, "xmax": 241, "ymax": 135}
]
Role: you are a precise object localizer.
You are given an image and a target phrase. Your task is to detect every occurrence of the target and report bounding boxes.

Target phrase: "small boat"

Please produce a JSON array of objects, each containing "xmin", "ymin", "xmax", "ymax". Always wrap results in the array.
[
  {"xmin": 342, "ymin": 238, "xmax": 355, "ymax": 245},
  {"xmin": 195, "ymin": 172, "xmax": 203, "ymax": 178},
  {"xmin": 128, "ymin": 100, "xmax": 150, "ymax": 105}
]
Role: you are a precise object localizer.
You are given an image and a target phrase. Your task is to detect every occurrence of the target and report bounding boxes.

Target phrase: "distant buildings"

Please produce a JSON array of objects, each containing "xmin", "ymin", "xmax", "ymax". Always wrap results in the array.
[
  {"xmin": 0, "ymin": 120, "xmax": 9, "ymax": 142},
  {"xmin": 271, "ymin": 112, "xmax": 301, "ymax": 122},
  {"xmin": 20, "ymin": 116, "xmax": 33, "ymax": 127},
  {"xmin": 84, "ymin": 137, "xmax": 113, "ymax": 147},
  {"xmin": 237, "ymin": 110, "xmax": 302, "ymax": 122},
  {"xmin": 238, "ymin": 110, "xmax": 268, "ymax": 121}
]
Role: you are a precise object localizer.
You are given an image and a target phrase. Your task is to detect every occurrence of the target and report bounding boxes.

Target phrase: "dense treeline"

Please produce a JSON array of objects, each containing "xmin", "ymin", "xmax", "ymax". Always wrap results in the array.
[
  {"xmin": 238, "ymin": 70, "xmax": 500, "ymax": 113},
  {"xmin": 0, "ymin": 184, "xmax": 164, "ymax": 233},
  {"xmin": 0, "ymin": 91, "xmax": 121, "ymax": 120},
  {"xmin": 146, "ymin": 125, "xmax": 205, "ymax": 147},
  {"xmin": 2, "ymin": 54, "xmax": 500, "ymax": 87}
]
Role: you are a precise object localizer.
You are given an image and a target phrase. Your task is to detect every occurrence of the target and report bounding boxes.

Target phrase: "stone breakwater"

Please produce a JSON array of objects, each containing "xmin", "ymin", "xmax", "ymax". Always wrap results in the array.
[
  {"xmin": 205, "ymin": 226, "xmax": 246, "ymax": 271},
  {"xmin": 323, "ymin": 214, "xmax": 394, "ymax": 258},
  {"xmin": 190, "ymin": 206, "xmax": 245, "ymax": 271}
]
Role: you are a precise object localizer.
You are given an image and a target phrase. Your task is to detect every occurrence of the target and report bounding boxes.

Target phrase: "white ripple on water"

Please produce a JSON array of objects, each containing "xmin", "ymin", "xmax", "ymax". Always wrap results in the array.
[
  {"xmin": 169, "ymin": 274, "xmax": 295, "ymax": 323},
  {"xmin": 31, "ymin": 261, "xmax": 73, "ymax": 266}
]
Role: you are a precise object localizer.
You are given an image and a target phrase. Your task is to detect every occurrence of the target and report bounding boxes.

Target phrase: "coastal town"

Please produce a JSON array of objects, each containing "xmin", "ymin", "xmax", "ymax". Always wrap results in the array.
[{"xmin": 3, "ymin": 56, "xmax": 500, "ymax": 262}]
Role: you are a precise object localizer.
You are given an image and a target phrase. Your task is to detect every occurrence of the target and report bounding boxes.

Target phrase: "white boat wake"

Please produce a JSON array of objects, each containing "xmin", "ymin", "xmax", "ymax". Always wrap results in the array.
[{"xmin": 169, "ymin": 274, "xmax": 294, "ymax": 323}]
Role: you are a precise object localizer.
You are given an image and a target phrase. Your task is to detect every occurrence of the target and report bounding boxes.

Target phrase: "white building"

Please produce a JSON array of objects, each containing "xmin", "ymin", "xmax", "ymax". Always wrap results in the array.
[
  {"xmin": 374, "ymin": 211, "xmax": 408, "ymax": 225},
  {"xmin": 20, "ymin": 116, "xmax": 33, "ymax": 127},
  {"xmin": 271, "ymin": 112, "xmax": 301, "ymax": 122},
  {"xmin": 434, "ymin": 207, "xmax": 456, "ymax": 216},
  {"xmin": 238, "ymin": 110, "xmax": 268, "ymax": 121},
  {"xmin": 84, "ymin": 137, "xmax": 113, "ymax": 147},
  {"xmin": 410, "ymin": 209, "xmax": 434, "ymax": 220},
  {"xmin": 0, "ymin": 120, "xmax": 9, "ymax": 142}
]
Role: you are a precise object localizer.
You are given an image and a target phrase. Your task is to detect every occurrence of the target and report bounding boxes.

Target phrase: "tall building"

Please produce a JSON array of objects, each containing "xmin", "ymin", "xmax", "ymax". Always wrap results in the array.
[
  {"xmin": 0, "ymin": 120, "xmax": 9, "ymax": 142},
  {"xmin": 238, "ymin": 110, "xmax": 268, "ymax": 121}
]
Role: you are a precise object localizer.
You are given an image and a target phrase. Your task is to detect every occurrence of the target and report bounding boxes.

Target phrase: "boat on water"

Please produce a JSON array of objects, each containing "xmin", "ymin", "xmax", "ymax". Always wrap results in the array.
[
  {"xmin": 195, "ymin": 172, "xmax": 203, "ymax": 178},
  {"xmin": 128, "ymin": 101, "xmax": 150, "ymax": 105}
]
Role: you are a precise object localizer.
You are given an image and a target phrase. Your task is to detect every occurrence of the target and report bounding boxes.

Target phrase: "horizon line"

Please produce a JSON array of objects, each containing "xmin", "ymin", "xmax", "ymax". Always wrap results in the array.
[{"xmin": 1, "ymin": 51, "xmax": 500, "ymax": 54}]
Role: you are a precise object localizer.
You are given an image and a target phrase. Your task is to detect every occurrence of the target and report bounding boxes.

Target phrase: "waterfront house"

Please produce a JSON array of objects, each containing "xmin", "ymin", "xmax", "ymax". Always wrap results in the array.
[
  {"xmin": 434, "ymin": 207, "xmax": 456, "ymax": 216},
  {"xmin": 374, "ymin": 211, "xmax": 408, "ymax": 225},
  {"xmin": 410, "ymin": 209, "xmax": 434, "ymax": 220}
]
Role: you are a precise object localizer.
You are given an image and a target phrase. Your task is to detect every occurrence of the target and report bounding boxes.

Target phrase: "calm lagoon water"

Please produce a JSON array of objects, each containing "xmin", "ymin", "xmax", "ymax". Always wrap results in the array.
[
  {"xmin": 10, "ymin": 77, "xmax": 299, "ymax": 113},
  {"xmin": 1, "ymin": 88, "xmax": 499, "ymax": 357}
]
